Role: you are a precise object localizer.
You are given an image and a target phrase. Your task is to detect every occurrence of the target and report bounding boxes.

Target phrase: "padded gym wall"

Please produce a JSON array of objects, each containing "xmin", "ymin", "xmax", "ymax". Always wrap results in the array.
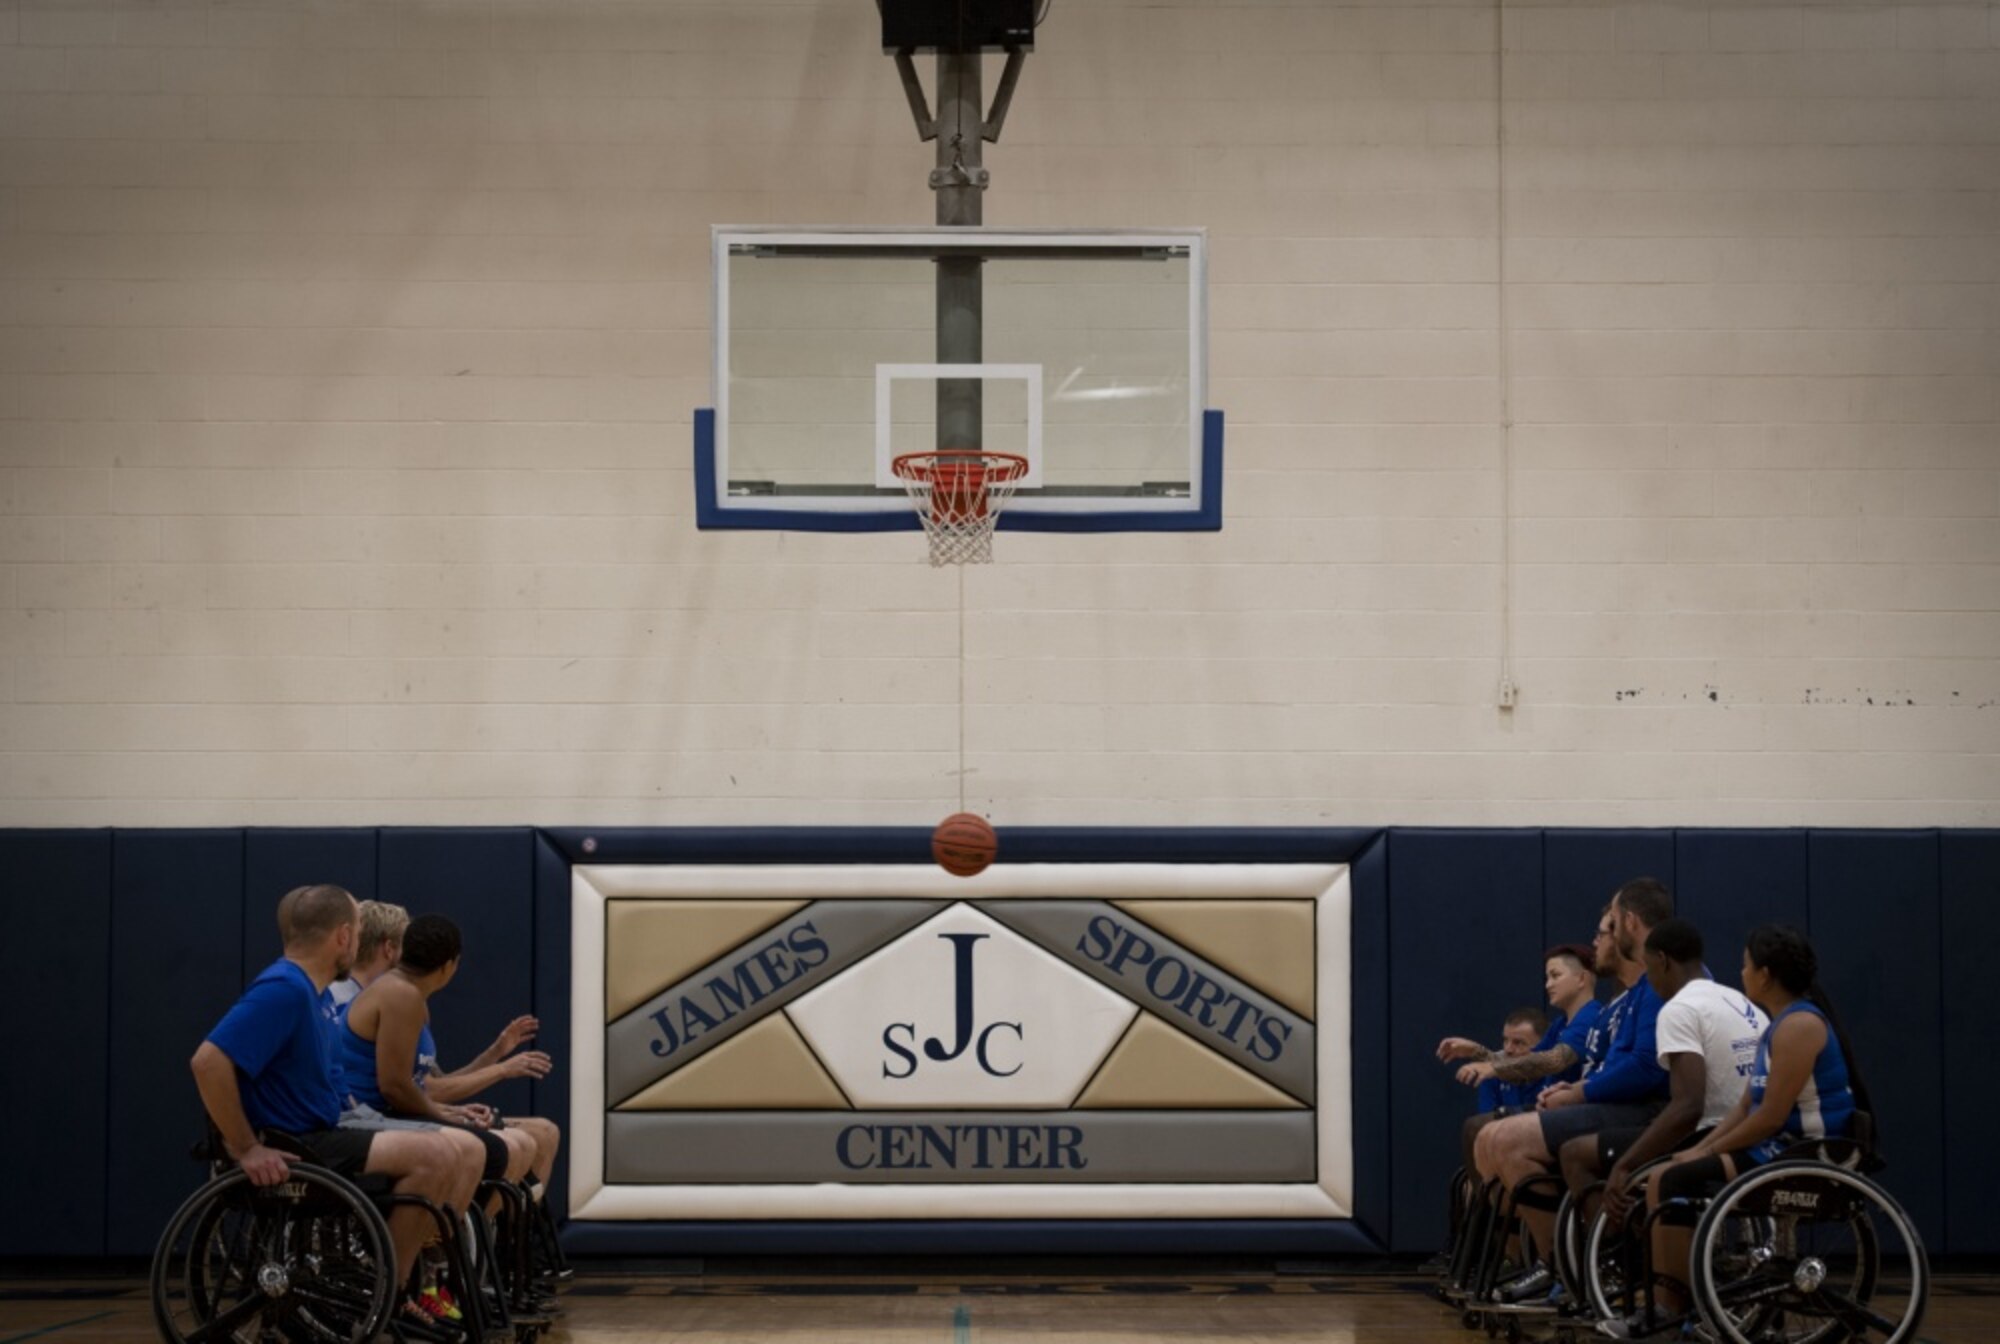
[{"xmin": 5, "ymin": 824, "xmax": 1995, "ymax": 1258}]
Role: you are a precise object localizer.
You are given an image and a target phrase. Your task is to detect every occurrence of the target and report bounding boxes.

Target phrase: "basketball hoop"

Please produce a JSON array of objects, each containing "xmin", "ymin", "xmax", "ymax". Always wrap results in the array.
[{"xmin": 890, "ymin": 450, "xmax": 1030, "ymax": 566}]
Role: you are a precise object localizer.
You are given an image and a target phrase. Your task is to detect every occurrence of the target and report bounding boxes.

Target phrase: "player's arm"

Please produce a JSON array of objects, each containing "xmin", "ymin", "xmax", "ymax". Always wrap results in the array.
[
  {"xmin": 373, "ymin": 988, "xmax": 450, "ymax": 1123},
  {"xmin": 1603, "ymin": 1052, "xmax": 1707, "ymax": 1217},
  {"xmin": 190, "ymin": 1042, "xmax": 295, "ymax": 1186},
  {"xmin": 1485, "ymin": 1041, "xmax": 1578, "ymax": 1084},
  {"xmin": 425, "ymin": 1049, "xmax": 551, "ymax": 1103}
]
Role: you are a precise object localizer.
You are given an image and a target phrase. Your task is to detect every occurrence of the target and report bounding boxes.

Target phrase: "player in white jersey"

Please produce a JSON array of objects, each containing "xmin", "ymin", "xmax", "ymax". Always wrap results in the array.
[{"xmin": 1590, "ymin": 918, "xmax": 1768, "ymax": 1227}]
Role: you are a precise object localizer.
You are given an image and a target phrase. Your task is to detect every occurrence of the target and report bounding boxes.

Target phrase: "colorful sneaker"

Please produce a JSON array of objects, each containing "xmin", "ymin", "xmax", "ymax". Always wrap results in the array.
[{"xmin": 417, "ymin": 1287, "xmax": 463, "ymax": 1322}]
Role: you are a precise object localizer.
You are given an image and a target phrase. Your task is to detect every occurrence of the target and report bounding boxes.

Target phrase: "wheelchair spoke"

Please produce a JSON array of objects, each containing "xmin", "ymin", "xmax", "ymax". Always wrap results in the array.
[
  {"xmin": 187, "ymin": 1288, "xmax": 273, "ymax": 1343},
  {"xmin": 1809, "ymin": 1286, "xmax": 1901, "ymax": 1339}
]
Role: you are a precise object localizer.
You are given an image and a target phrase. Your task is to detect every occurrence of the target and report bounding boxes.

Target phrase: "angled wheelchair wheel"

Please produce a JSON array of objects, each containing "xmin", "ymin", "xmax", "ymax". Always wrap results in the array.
[
  {"xmin": 151, "ymin": 1165, "xmax": 396, "ymax": 1344},
  {"xmin": 1581, "ymin": 1201, "xmax": 1643, "ymax": 1325},
  {"xmin": 1690, "ymin": 1161, "xmax": 1927, "ymax": 1344}
]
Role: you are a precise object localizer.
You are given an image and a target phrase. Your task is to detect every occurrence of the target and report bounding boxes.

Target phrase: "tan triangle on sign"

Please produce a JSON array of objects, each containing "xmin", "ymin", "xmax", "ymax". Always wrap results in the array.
[
  {"xmin": 1073, "ymin": 1013, "xmax": 1303, "ymax": 1110},
  {"xmin": 614, "ymin": 1013, "xmax": 850, "ymax": 1111},
  {"xmin": 605, "ymin": 899, "xmax": 808, "ymax": 1020},
  {"xmin": 1111, "ymin": 899, "xmax": 1315, "ymax": 1020}
]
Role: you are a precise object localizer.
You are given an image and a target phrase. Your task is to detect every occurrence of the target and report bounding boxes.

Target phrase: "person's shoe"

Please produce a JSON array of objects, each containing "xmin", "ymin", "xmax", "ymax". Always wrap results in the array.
[
  {"xmin": 1493, "ymin": 1262, "xmax": 1553, "ymax": 1302},
  {"xmin": 1596, "ymin": 1308, "xmax": 1674, "ymax": 1338},
  {"xmin": 416, "ymin": 1286, "xmax": 463, "ymax": 1322}
]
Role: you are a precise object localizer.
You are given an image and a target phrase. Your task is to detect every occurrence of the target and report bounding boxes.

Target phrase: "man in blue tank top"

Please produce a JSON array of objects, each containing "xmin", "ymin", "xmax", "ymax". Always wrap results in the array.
[{"xmin": 192, "ymin": 884, "xmax": 486, "ymax": 1296}]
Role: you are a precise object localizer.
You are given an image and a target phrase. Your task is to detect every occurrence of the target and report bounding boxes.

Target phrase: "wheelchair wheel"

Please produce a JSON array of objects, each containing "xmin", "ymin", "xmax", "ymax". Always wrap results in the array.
[
  {"xmin": 1581, "ymin": 1201, "xmax": 1642, "ymax": 1324},
  {"xmin": 1690, "ymin": 1161, "xmax": 1928, "ymax": 1344},
  {"xmin": 151, "ymin": 1165, "xmax": 396, "ymax": 1344}
]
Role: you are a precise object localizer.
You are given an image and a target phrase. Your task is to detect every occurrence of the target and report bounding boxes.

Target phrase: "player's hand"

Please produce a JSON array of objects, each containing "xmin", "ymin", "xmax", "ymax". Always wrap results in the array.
[
  {"xmin": 1538, "ymin": 1082, "xmax": 1584, "ymax": 1110},
  {"xmin": 235, "ymin": 1142, "xmax": 297, "ymax": 1187},
  {"xmin": 1456, "ymin": 1061, "xmax": 1496, "ymax": 1088},
  {"xmin": 1602, "ymin": 1167, "xmax": 1635, "ymax": 1227},
  {"xmin": 495, "ymin": 1015, "xmax": 539, "ymax": 1054},
  {"xmin": 1436, "ymin": 1037, "xmax": 1485, "ymax": 1062},
  {"xmin": 502, "ymin": 1049, "xmax": 553, "ymax": 1080}
]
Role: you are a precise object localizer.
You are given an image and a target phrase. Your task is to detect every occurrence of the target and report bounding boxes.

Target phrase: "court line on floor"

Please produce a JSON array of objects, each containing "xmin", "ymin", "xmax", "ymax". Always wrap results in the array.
[{"xmin": 0, "ymin": 1311, "xmax": 118, "ymax": 1344}]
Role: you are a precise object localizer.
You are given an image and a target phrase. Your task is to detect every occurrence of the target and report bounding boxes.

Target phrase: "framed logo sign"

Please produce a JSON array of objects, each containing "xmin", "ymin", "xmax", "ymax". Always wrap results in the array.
[{"xmin": 567, "ymin": 863, "xmax": 1352, "ymax": 1220}]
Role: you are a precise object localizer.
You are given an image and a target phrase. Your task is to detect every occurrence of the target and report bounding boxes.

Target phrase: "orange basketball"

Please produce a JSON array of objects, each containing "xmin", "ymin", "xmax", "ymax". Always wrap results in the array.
[{"xmin": 931, "ymin": 812, "xmax": 998, "ymax": 878}]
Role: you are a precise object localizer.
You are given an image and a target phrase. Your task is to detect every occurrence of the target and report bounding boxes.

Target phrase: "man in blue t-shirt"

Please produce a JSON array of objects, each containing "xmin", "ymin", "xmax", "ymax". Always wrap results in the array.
[
  {"xmin": 191, "ymin": 883, "xmax": 485, "ymax": 1293},
  {"xmin": 1475, "ymin": 879, "xmax": 1677, "ymax": 1301}
]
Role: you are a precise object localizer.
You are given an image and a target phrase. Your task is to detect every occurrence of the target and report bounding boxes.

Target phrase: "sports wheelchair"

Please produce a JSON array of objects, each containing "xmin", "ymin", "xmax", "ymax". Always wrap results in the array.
[
  {"xmin": 149, "ymin": 1131, "xmax": 569, "ymax": 1344},
  {"xmin": 1563, "ymin": 1115, "xmax": 1929, "ymax": 1344}
]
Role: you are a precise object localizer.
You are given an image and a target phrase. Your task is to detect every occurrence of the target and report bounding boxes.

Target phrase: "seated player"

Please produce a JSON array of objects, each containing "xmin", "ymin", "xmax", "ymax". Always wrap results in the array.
[
  {"xmin": 1478, "ymin": 1007, "xmax": 1550, "ymax": 1114},
  {"xmin": 338, "ymin": 915, "xmax": 537, "ymax": 1189},
  {"xmin": 1599, "ymin": 924, "xmax": 1866, "ymax": 1339},
  {"xmin": 1437, "ymin": 943, "xmax": 1601, "ymax": 1174},
  {"xmin": 1572, "ymin": 919, "xmax": 1767, "ymax": 1225},
  {"xmin": 422, "ymin": 1011, "xmax": 561, "ymax": 1199},
  {"xmin": 329, "ymin": 899, "xmax": 408, "ymax": 1009},
  {"xmin": 1476, "ymin": 881, "xmax": 1676, "ymax": 1299},
  {"xmin": 189, "ymin": 885, "xmax": 486, "ymax": 1300}
]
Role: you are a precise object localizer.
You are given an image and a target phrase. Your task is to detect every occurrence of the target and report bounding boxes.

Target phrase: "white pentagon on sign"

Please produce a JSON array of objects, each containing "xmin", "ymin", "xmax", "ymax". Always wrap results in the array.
[{"xmin": 786, "ymin": 902, "xmax": 1139, "ymax": 1108}]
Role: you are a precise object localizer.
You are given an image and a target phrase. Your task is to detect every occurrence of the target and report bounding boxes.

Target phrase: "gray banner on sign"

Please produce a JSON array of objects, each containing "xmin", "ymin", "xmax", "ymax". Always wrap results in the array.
[
  {"xmin": 605, "ymin": 899, "xmax": 947, "ymax": 1106},
  {"xmin": 605, "ymin": 1111, "xmax": 1316, "ymax": 1184},
  {"xmin": 973, "ymin": 900, "xmax": 1315, "ymax": 1103}
]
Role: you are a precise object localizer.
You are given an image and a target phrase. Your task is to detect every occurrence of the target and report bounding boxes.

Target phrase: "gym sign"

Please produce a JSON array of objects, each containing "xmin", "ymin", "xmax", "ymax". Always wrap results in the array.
[{"xmin": 568, "ymin": 863, "xmax": 1353, "ymax": 1221}]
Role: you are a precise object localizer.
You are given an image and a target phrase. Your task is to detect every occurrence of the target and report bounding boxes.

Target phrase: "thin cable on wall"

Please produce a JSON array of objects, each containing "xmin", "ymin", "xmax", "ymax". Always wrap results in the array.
[{"xmin": 1493, "ymin": 0, "xmax": 1519, "ymax": 712}]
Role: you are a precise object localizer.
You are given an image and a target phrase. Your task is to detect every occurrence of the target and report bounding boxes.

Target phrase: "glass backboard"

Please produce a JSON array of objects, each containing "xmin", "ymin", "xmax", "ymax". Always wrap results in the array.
[{"xmin": 698, "ymin": 228, "xmax": 1221, "ymax": 532}]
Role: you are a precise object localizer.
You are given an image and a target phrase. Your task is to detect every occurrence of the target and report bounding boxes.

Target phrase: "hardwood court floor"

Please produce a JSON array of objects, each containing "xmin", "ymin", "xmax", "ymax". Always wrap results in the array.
[{"xmin": 3, "ymin": 1266, "xmax": 1996, "ymax": 1342}]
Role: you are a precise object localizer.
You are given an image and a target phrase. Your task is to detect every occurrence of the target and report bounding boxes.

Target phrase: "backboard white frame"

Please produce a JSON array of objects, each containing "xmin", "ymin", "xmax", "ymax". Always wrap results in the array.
[{"xmin": 873, "ymin": 363, "xmax": 1045, "ymax": 490}]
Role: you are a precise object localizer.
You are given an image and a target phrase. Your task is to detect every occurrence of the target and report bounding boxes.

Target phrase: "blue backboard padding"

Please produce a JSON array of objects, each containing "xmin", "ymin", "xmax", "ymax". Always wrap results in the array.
[
  {"xmin": 1544, "ymin": 829, "xmax": 1675, "ymax": 954},
  {"xmin": 0, "ymin": 831, "xmax": 111, "ymax": 1255},
  {"xmin": 1940, "ymin": 831, "xmax": 2000, "ymax": 1253},
  {"xmin": 1385, "ymin": 830, "xmax": 1544, "ymax": 1252},
  {"xmin": 1807, "ymin": 831, "xmax": 1943, "ymax": 1247},
  {"xmin": 106, "ymin": 830, "xmax": 246, "ymax": 1254},
  {"xmin": 560, "ymin": 1218, "xmax": 1382, "ymax": 1257},
  {"xmin": 693, "ymin": 408, "xmax": 1225, "ymax": 533},
  {"xmin": 1675, "ymin": 830, "xmax": 1809, "ymax": 978},
  {"xmin": 378, "ymin": 829, "xmax": 539, "ymax": 1120},
  {"xmin": 242, "ymin": 829, "xmax": 378, "ymax": 985}
]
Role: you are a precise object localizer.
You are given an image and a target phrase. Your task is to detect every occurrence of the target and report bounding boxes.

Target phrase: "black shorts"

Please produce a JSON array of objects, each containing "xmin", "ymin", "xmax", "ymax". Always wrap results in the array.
[
  {"xmin": 1537, "ymin": 1100, "xmax": 1663, "ymax": 1155},
  {"xmin": 1596, "ymin": 1123, "xmax": 1700, "ymax": 1170},
  {"xmin": 1656, "ymin": 1153, "xmax": 1735, "ymax": 1209},
  {"xmin": 442, "ymin": 1122, "xmax": 511, "ymax": 1181},
  {"xmin": 284, "ymin": 1127, "xmax": 376, "ymax": 1178}
]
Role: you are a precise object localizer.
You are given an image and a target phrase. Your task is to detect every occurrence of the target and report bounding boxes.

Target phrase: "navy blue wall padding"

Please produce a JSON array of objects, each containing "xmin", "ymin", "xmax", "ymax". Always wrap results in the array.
[
  {"xmin": 0, "ymin": 830, "xmax": 111, "ymax": 1255},
  {"xmin": 1806, "ymin": 831, "xmax": 1943, "ymax": 1247},
  {"xmin": 1386, "ymin": 830, "xmax": 1544, "ymax": 1252},
  {"xmin": 1346, "ymin": 834, "xmax": 1390, "ymax": 1246},
  {"xmin": 541, "ymin": 825, "xmax": 1379, "ymax": 867},
  {"xmin": 1940, "ymin": 831, "xmax": 2000, "ymax": 1254},
  {"xmin": 1543, "ymin": 829, "xmax": 1674, "ymax": 956},
  {"xmin": 1675, "ymin": 830, "xmax": 1808, "ymax": 978},
  {"xmin": 532, "ymin": 833, "xmax": 575, "ymax": 1207},
  {"xmin": 241, "ymin": 829, "xmax": 378, "ymax": 980},
  {"xmin": 378, "ymin": 829, "xmax": 537, "ymax": 1120},
  {"xmin": 106, "ymin": 830, "xmax": 246, "ymax": 1254}
]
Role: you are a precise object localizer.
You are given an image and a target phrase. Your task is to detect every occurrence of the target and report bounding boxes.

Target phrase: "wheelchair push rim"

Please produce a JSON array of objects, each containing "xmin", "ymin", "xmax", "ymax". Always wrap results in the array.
[
  {"xmin": 1690, "ymin": 1161, "xmax": 1928, "ymax": 1344},
  {"xmin": 150, "ymin": 1164, "xmax": 396, "ymax": 1344}
]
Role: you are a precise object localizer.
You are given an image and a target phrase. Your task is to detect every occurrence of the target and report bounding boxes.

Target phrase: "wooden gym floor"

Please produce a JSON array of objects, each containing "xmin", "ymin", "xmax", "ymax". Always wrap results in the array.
[{"xmin": 2, "ymin": 1264, "xmax": 1996, "ymax": 1343}]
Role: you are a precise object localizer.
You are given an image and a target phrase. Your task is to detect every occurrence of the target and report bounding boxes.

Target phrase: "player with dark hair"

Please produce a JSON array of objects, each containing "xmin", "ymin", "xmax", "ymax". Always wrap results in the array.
[
  {"xmin": 1599, "ymin": 924, "xmax": 1864, "ymax": 1338},
  {"xmin": 1572, "ymin": 919, "xmax": 1766, "ymax": 1229},
  {"xmin": 189, "ymin": 886, "xmax": 482, "ymax": 1299}
]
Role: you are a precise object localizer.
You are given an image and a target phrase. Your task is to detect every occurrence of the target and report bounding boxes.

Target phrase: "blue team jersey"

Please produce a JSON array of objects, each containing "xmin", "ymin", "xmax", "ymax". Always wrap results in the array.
[
  {"xmin": 1477, "ymin": 1076, "xmax": 1542, "ymax": 1113},
  {"xmin": 206, "ymin": 958, "xmax": 343, "ymax": 1134},
  {"xmin": 1582, "ymin": 975, "xmax": 1670, "ymax": 1105},
  {"xmin": 332, "ymin": 1005, "xmax": 438, "ymax": 1113},
  {"xmin": 1553, "ymin": 1000, "xmax": 1601, "ymax": 1083},
  {"xmin": 1744, "ymin": 1001, "xmax": 1854, "ymax": 1164}
]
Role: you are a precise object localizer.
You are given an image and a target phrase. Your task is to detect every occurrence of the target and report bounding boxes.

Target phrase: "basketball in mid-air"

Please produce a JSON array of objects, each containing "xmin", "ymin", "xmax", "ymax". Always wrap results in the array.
[{"xmin": 932, "ymin": 812, "xmax": 998, "ymax": 878}]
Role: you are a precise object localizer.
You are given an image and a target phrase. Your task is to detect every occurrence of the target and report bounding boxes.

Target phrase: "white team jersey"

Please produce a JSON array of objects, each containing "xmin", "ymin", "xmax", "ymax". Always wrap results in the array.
[{"xmin": 1653, "ymin": 977, "xmax": 1769, "ymax": 1128}]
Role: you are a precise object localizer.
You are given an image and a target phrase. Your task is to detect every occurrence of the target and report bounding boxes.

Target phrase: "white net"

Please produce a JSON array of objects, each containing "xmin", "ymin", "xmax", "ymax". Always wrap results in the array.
[{"xmin": 891, "ymin": 452, "xmax": 1029, "ymax": 566}]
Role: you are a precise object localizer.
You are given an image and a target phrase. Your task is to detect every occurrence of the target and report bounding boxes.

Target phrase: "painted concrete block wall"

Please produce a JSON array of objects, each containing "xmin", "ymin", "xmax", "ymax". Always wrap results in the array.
[{"xmin": 0, "ymin": 0, "xmax": 1995, "ymax": 827}]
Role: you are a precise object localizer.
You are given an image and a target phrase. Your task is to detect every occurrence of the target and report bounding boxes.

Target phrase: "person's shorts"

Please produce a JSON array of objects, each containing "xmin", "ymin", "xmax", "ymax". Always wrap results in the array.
[
  {"xmin": 338, "ymin": 1101, "xmax": 441, "ymax": 1134},
  {"xmin": 1537, "ymin": 1100, "xmax": 1663, "ymax": 1155},
  {"xmin": 282, "ymin": 1127, "xmax": 376, "ymax": 1178},
  {"xmin": 1595, "ymin": 1122, "xmax": 1701, "ymax": 1170},
  {"xmin": 1655, "ymin": 1153, "xmax": 1738, "ymax": 1222},
  {"xmin": 440, "ymin": 1122, "xmax": 511, "ymax": 1181}
]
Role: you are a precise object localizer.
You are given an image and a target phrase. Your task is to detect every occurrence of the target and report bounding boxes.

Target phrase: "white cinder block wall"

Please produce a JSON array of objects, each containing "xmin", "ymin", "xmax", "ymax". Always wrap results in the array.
[{"xmin": 0, "ymin": 0, "xmax": 1995, "ymax": 827}]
